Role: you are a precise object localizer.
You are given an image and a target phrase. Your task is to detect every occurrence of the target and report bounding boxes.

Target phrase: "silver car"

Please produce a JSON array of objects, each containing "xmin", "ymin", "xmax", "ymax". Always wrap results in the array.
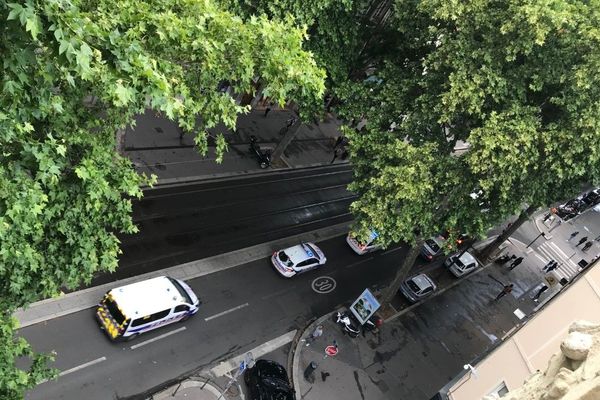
[{"xmin": 399, "ymin": 273, "xmax": 437, "ymax": 303}]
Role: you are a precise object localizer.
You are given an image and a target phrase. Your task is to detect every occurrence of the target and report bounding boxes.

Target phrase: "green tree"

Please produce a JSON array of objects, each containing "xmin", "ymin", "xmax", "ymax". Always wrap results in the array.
[
  {"xmin": 341, "ymin": 0, "xmax": 600, "ymax": 302},
  {"xmin": 1, "ymin": 0, "xmax": 324, "ymax": 396}
]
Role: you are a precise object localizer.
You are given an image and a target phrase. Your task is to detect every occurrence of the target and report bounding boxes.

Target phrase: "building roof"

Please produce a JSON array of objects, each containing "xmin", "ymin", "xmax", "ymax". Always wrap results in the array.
[{"xmin": 108, "ymin": 276, "xmax": 184, "ymax": 319}]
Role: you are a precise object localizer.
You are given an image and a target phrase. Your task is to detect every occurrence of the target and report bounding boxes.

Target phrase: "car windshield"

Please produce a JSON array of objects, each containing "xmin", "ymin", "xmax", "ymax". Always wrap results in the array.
[
  {"xmin": 169, "ymin": 278, "xmax": 192, "ymax": 304},
  {"xmin": 302, "ymin": 243, "xmax": 318, "ymax": 259},
  {"xmin": 259, "ymin": 362, "xmax": 288, "ymax": 380},
  {"xmin": 454, "ymin": 257, "xmax": 465, "ymax": 268},
  {"xmin": 278, "ymin": 251, "xmax": 294, "ymax": 267},
  {"xmin": 103, "ymin": 296, "xmax": 126, "ymax": 325},
  {"xmin": 425, "ymin": 239, "xmax": 440, "ymax": 253},
  {"xmin": 406, "ymin": 280, "xmax": 421, "ymax": 293}
]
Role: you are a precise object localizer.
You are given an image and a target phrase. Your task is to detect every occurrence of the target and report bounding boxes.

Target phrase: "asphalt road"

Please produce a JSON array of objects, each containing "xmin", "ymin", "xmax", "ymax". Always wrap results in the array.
[
  {"xmin": 90, "ymin": 165, "xmax": 355, "ymax": 287},
  {"xmin": 23, "ymin": 235, "xmax": 408, "ymax": 400}
]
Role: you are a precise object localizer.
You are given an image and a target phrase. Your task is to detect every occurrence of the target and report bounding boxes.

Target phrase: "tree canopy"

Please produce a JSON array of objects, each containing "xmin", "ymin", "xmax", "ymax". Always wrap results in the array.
[
  {"xmin": 0, "ymin": 0, "xmax": 324, "ymax": 396},
  {"xmin": 340, "ymin": 0, "xmax": 600, "ymax": 247}
]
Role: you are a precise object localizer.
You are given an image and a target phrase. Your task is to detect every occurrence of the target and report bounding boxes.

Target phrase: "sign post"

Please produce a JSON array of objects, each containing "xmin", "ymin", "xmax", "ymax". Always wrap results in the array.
[{"xmin": 217, "ymin": 352, "xmax": 255, "ymax": 400}]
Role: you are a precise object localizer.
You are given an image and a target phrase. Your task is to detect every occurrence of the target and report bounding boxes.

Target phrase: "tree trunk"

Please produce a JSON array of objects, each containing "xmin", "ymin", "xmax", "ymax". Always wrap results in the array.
[
  {"xmin": 271, "ymin": 117, "xmax": 302, "ymax": 162},
  {"xmin": 476, "ymin": 205, "xmax": 538, "ymax": 262},
  {"xmin": 116, "ymin": 128, "xmax": 127, "ymax": 157},
  {"xmin": 381, "ymin": 238, "xmax": 424, "ymax": 305}
]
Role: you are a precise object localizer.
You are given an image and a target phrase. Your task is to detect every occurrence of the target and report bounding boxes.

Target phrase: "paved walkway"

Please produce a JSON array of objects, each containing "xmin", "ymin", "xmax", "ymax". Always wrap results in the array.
[
  {"xmin": 125, "ymin": 107, "xmax": 345, "ymax": 185},
  {"xmin": 289, "ymin": 210, "xmax": 600, "ymax": 400}
]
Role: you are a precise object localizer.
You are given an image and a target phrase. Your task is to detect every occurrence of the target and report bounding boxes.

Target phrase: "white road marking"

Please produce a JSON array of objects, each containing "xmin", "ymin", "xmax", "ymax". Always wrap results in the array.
[
  {"xmin": 59, "ymin": 356, "xmax": 107, "ymax": 377},
  {"xmin": 344, "ymin": 256, "xmax": 374, "ymax": 269},
  {"xmin": 130, "ymin": 326, "xmax": 187, "ymax": 350},
  {"xmin": 210, "ymin": 330, "xmax": 297, "ymax": 377},
  {"xmin": 204, "ymin": 303, "xmax": 249, "ymax": 321}
]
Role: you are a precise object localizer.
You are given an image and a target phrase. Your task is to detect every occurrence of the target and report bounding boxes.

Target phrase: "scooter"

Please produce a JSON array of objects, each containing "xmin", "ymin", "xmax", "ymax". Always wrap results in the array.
[
  {"xmin": 249, "ymin": 135, "xmax": 271, "ymax": 169},
  {"xmin": 333, "ymin": 311, "xmax": 360, "ymax": 338},
  {"xmin": 349, "ymin": 313, "xmax": 383, "ymax": 335}
]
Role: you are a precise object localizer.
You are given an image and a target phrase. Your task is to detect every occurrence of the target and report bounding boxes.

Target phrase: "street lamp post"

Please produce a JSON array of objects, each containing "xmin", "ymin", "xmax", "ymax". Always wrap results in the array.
[{"xmin": 526, "ymin": 232, "xmax": 546, "ymax": 249}]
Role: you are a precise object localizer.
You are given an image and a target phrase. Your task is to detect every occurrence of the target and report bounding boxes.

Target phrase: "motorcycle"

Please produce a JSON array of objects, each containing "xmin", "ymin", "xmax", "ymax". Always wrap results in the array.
[
  {"xmin": 249, "ymin": 135, "xmax": 271, "ymax": 169},
  {"xmin": 333, "ymin": 311, "xmax": 360, "ymax": 338}
]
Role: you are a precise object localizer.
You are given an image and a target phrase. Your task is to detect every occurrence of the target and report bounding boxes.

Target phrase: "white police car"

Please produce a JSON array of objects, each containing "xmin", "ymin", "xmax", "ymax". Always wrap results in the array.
[{"xmin": 271, "ymin": 242, "xmax": 326, "ymax": 278}]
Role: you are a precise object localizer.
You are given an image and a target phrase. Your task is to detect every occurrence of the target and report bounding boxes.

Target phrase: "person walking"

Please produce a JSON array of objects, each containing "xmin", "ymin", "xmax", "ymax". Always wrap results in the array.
[
  {"xmin": 533, "ymin": 283, "xmax": 549, "ymax": 302},
  {"xmin": 494, "ymin": 284, "xmax": 514, "ymax": 301},
  {"xmin": 582, "ymin": 241, "xmax": 593, "ymax": 252},
  {"xmin": 576, "ymin": 236, "xmax": 589, "ymax": 247},
  {"xmin": 567, "ymin": 231, "xmax": 580, "ymax": 242},
  {"xmin": 542, "ymin": 259, "xmax": 557, "ymax": 273},
  {"xmin": 303, "ymin": 325, "xmax": 323, "ymax": 346},
  {"xmin": 544, "ymin": 261, "xmax": 558, "ymax": 273},
  {"xmin": 509, "ymin": 256, "xmax": 524, "ymax": 270},
  {"xmin": 263, "ymin": 101, "xmax": 273, "ymax": 117},
  {"xmin": 330, "ymin": 148, "xmax": 341, "ymax": 164}
]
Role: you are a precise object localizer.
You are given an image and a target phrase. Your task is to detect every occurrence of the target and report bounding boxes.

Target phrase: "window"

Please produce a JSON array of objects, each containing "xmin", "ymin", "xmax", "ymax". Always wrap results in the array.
[
  {"xmin": 130, "ymin": 309, "xmax": 171, "ymax": 327},
  {"xmin": 169, "ymin": 278, "xmax": 192, "ymax": 304},
  {"xmin": 174, "ymin": 305, "xmax": 190, "ymax": 313},
  {"xmin": 486, "ymin": 382, "xmax": 508, "ymax": 399},
  {"xmin": 296, "ymin": 259, "xmax": 315, "ymax": 268}
]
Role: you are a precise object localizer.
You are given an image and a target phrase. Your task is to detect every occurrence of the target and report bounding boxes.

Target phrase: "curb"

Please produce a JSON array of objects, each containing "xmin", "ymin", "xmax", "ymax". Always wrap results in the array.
[
  {"xmin": 289, "ymin": 315, "xmax": 331, "ymax": 397},
  {"xmin": 143, "ymin": 163, "xmax": 351, "ymax": 189}
]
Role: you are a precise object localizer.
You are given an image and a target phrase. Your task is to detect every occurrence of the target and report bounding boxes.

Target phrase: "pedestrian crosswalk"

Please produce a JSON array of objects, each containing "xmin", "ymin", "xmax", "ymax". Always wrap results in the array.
[{"xmin": 535, "ymin": 242, "xmax": 582, "ymax": 282}]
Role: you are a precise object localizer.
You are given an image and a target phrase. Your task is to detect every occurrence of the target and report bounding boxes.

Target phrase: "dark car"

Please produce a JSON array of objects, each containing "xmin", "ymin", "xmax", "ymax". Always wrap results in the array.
[{"xmin": 244, "ymin": 360, "xmax": 295, "ymax": 400}]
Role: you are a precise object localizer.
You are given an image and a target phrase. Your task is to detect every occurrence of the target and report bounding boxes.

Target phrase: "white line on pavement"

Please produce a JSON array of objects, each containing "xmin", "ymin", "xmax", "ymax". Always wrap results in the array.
[
  {"xmin": 204, "ymin": 303, "xmax": 249, "ymax": 321},
  {"xmin": 130, "ymin": 326, "xmax": 187, "ymax": 350},
  {"xmin": 59, "ymin": 356, "xmax": 107, "ymax": 377}
]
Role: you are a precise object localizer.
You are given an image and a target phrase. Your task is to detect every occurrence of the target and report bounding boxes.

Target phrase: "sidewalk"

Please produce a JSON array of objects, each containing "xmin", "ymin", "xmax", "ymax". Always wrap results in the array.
[
  {"xmin": 125, "ymin": 107, "xmax": 346, "ymax": 185},
  {"xmin": 289, "ymin": 213, "xmax": 600, "ymax": 400}
]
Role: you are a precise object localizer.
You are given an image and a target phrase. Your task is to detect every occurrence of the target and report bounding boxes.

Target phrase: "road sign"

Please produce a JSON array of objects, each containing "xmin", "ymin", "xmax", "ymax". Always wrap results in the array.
[{"xmin": 325, "ymin": 345, "xmax": 338, "ymax": 356}]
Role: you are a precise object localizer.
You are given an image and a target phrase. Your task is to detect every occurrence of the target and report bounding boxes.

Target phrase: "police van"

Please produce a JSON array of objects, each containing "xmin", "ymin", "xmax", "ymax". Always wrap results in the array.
[{"xmin": 96, "ymin": 276, "xmax": 200, "ymax": 341}]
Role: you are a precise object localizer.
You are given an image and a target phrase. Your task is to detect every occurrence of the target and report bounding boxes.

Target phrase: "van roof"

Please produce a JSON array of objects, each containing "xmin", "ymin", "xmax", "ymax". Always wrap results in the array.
[{"xmin": 107, "ymin": 276, "xmax": 184, "ymax": 319}]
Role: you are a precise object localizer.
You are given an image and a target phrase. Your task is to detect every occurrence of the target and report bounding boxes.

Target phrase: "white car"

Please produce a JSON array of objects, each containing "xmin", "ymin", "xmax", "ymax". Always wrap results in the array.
[
  {"xmin": 444, "ymin": 251, "xmax": 479, "ymax": 277},
  {"xmin": 271, "ymin": 242, "xmax": 326, "ymax": 278}
]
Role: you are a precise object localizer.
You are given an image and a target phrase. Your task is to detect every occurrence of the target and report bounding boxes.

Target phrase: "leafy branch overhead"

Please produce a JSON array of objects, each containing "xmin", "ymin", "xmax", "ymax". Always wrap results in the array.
[{"xmin": 1, "ymin": 0, "xmax": 324, "ymax": 396}]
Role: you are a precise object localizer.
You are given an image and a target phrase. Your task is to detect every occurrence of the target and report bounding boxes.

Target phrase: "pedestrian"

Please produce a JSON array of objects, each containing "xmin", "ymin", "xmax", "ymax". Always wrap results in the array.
[
  {"xmin": 576, "ymin": 236, "xmax": 589, "ymax": 247},
  {"xmin": 263, "ymin": 101, "xmax": 273, "ymax": 117},
  {"xmin": 567, "ymin": 231, "xmax": 580, "ymax": 242},
  {"xmin": 542, "ymin": 259, "xmax": 557, "ymax": 272},
  {"xmin": 333, "ymin": 135, "xmax": 344, "ymax": 150},
  {"xmin": 582, "ymin": 241, "xmax": 593, "ymax": 252},
  {"xmin": 304, "ymin": 325, "xmax": 323, "ymax": 346},
  {"xmin": 330, "ymin": 148, "xmax": 341, "ymax": 164},
  {"xmin": 544, "ymin": 261, "xmax": 558, "ymax": 273},
  {"xmin": 533, "ymin": 283, "xmax": 549, "ymax": 302},
  {"xmin": 509, "ymin": 256, "xmax": 524, "ymax": 270},
  {"xmin": 494, "ymin": 284, "xmax": 514, "ymax": 301}
]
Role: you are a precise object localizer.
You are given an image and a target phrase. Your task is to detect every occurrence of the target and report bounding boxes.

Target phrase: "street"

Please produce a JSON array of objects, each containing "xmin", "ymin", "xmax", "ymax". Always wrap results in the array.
[
  {"xmin": 23, "ymin": 236, "xmax": 406, "ymax": 399},
  {"xmin": 90, "ymin": 165, "xmax": 354, "ymax": 287}
]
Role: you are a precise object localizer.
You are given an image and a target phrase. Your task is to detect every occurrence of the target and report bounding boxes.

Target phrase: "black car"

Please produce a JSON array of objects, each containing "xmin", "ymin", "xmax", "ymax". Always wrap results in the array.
[{"xmin": 244, "ymin": 360, "xmax": 295, "ymax": 400}]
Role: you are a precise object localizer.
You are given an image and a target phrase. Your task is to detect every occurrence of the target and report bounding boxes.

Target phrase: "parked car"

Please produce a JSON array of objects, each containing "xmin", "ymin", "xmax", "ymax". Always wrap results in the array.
[
  {"xmin": 271, "ymin": 242, "xmax": 326, "ymax": 278},
  {"xmin": 244, "ymin": 359, "xmax": 295, "ymax": 400},
  {"xmin": 399, "ymin": 273, "xmax": 437, "ymax": 303},
  {"xmin": 583, "ymin": 188, "xmax": 600, "ymax": 206},
  {"xmin": 420, "ymin": 236, "xmax": 446, "ymax": 261},
  {"xmin": 444, "ymin": 251, "xmax": 479, "ymax": 277},
  {"xmin": 346, "ymin": 229, "xmax": 381, "ymax": 255}
]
